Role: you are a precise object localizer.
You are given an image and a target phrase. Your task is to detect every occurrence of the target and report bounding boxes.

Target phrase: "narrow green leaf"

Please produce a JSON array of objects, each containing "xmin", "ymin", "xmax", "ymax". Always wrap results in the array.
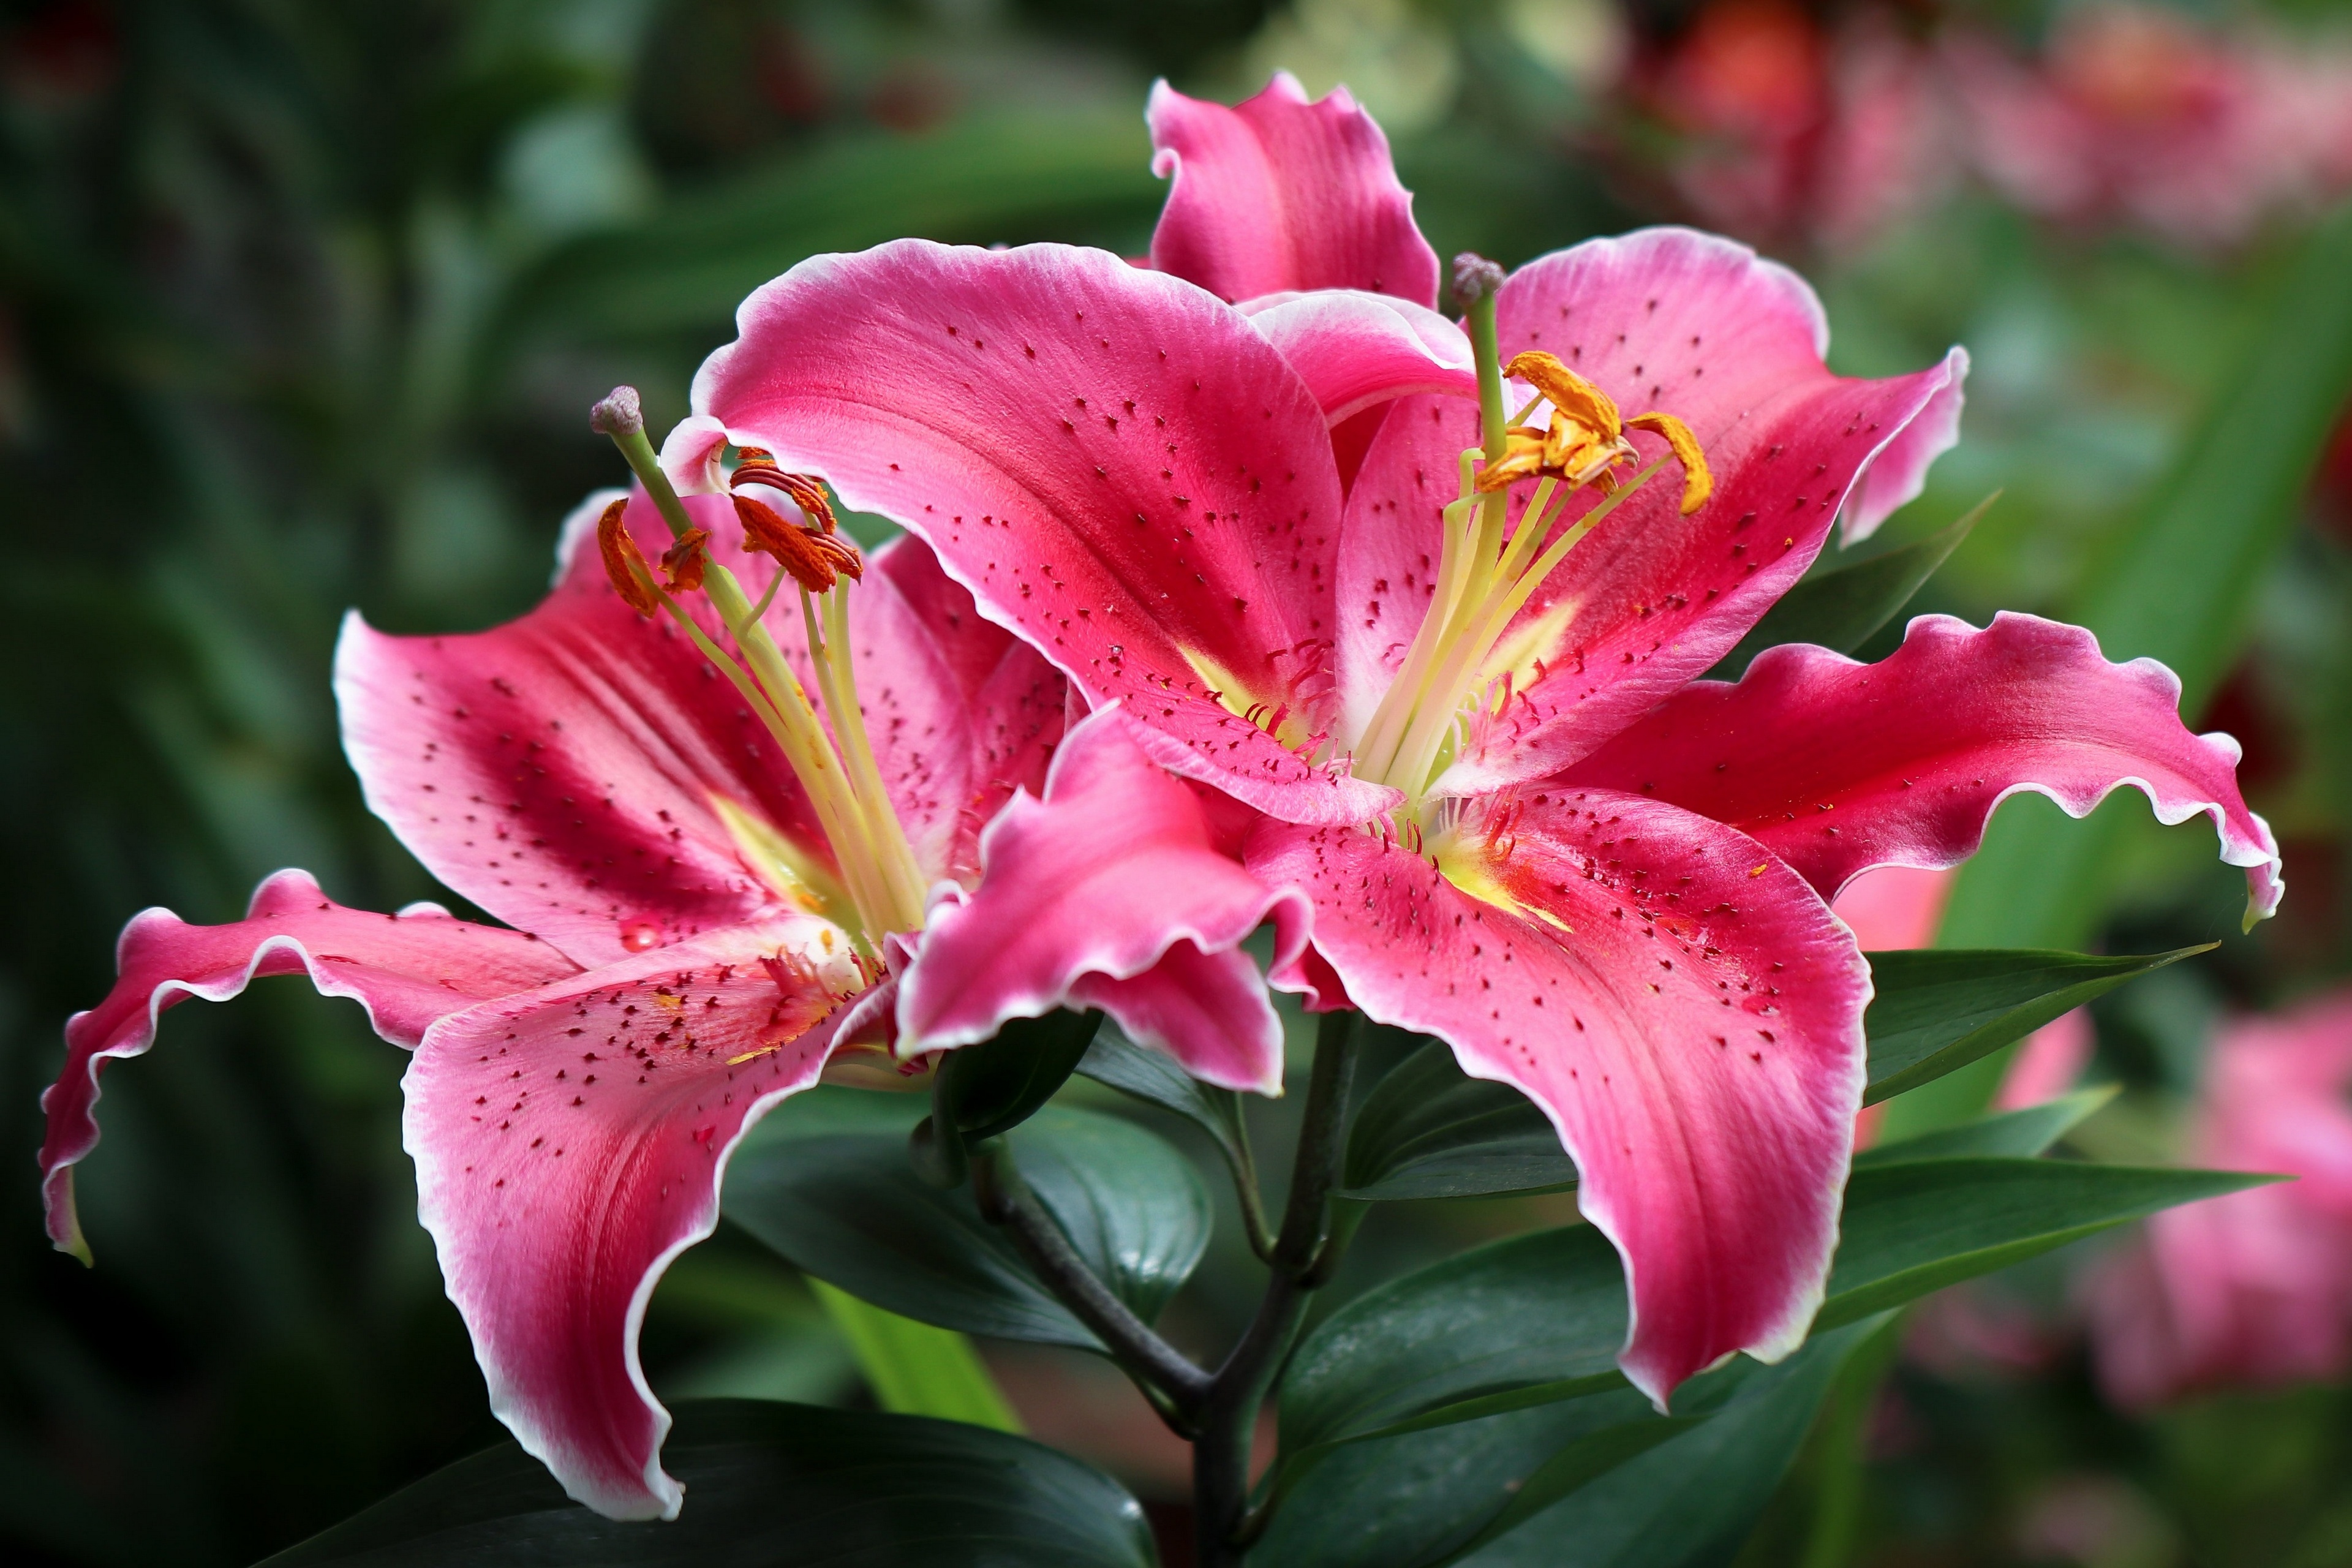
[
  {"xmin": 1853, "ymin": 1084, "xmax": 2117, "ymax": 1168},
  {"xmin": 724, "ymin": 1107, "xmax": 1209, "ymax": 1351},
  {"xmin": 1812, "ymin": 1156, "xmax": 2271, "ymax": 1331},
  {"xmin": 1340, "ymin": 1039, "xmax": 1576, "ymax": 1202},
  {"xmin": 1277, "ymin": 1155, "xmax": 2262, "ymax": 1464},
  {"xmin": 1706, "ymin": 495, "xmax": 1991, "ymax": 680},
  {"xmin": 809, "ymin": 1279, "xmax": 1022, "ymax": 1432},
  {"xmin": 1437, "ymin": 1322, "xmax": 1879, "ymax": 1568},
  {"xmin": 1077, "ymin": 1025, "xmax": 1250, "ymax": 1173},
  {"xmin": 1256, "ymin": 1324, "xmax": 1877, "ymax": 1568},
  {"xmin": 257, "ymin": 1400, "xmax": 1155, "ymax": 1566},
  {"xmin": 1863, "ymin": 945, "xmax": 2209, "ymax": 1104}
]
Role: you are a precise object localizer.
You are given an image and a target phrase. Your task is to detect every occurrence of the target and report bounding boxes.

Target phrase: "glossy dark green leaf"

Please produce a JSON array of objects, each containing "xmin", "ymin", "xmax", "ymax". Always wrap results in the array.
[
  {"xmin": 1812, "ymin": 1156, "xmax": 2269, "ymax": 1331},
  {"xmin": 1863, "ymin": 946, "xmax": 2208, "ymax": 1104},
  {"xmin": 937, "ymin": 1008, "xmax": 1102, "ymax": 1142},
  {"xmin": 1340, "ymin": 1039, "xmax": 1576, "ymax": 1202},
  {"xmin": 1077, "ymin": 1026, "xmax": 1251, "ymax": 1174},
  {"xmin": 723, "ymin": 1107, "xmax": 1208, "ymax": 1351},
  {"xmin": 258, "ymin": 1399, "xmax": 1155, "ymax": 1567},
  {"xmin": 1853, "ymin": 1084, "xmax": 2116, "ymax": 1168},
  {"xmin": 1278, "ymin": 1155, "xmax": 2261, "ymax": 1461},
  {"xmin": 1441, "ymin": 1321, "xmax": 1876, "ymax": 1568},
  {"xmin": 1705, "ymin": 496, "xmax": 1990, "ymax": 680},
  {"xmin": 1254, "ymin": 1325, "xmax": 1874, "ymax": 1568}
]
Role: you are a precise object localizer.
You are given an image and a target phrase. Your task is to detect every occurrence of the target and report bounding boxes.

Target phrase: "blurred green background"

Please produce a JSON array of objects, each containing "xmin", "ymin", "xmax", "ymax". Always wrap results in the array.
[{"xmin": 4, "ymin": 0, "xmax": 2350, "ymax": 1563}]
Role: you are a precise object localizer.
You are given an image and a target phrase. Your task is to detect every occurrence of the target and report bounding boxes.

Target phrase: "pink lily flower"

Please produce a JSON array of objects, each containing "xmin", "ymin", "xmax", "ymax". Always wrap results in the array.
[
  {"xmin": 2089, "ymin": 989, "xmax": 2352, "ymax": 1406},
  {"xmin": 661, "ymin": 76, "xmax": 2280, "ymax": 1408},
  {"xmin": 40, "ymin": 481, "xmax": 1306, "ymax": 1520}
]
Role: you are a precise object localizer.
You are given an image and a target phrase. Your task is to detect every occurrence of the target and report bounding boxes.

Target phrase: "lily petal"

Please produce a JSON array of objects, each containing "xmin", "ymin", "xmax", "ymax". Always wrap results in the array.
[
  {"xmin": 336, "ymin": 489, "xmax": 832, "ymax": 967},
  {"xmin": 685, "ymin": 238, "xmax": 1395, "ymax": 825},
  {"xmin": 1238, "ymin": 289, "xmax": 1477, "ymax": 424},
  {"xmin": 1335, "ymin": 228, "xmax": 1966, "ymax": 783},
  {"xmin": 870, "ymin": 535, "xmax": 1066, "ymax": 879},
  {"xmin": 1146, "ymin": 73, "xmax": 1440, "ymax": 307},
  {"xmin": 899, "ymin": 707, "xmax": 1309, "ymax": 1094},
  {"xmin": 1556, "ymin": 612, "xmax": 2284, "ymax": 925},
  {"xmin": 404, "ymin": 913, "xmax": 863, "ymax": 1521},
  {"xmin": 40, "ymin": 870, "xmax": 577, "ymax": 1262},
  {"xmin": 1248, "ymin": 792, "xmax": 1869, "ymax": 1404}
]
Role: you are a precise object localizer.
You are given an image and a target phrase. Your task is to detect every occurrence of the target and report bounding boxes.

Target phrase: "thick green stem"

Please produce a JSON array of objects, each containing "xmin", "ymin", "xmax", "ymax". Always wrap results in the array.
[
  {"xmin": 1194, "ymin": 1011, "xmax": 1361, "ymax": 1568},
  {"xmin": 971, "ymin": 1141, "xmax": 1212, "ymax": 1431}
]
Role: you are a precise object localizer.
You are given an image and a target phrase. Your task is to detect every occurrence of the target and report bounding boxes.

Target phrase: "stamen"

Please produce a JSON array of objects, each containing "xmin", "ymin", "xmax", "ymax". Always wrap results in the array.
[
  {"xmin": 596, "ymin": 500, "xmax": 662, "ymax": 616},
  {"xmin": 731, "ymin": 449, "xmax": 841, "ymax": 535},
  {"xmin": 1627, "ymin": 412, "xmax": 1713, "ymax": 514},
  {"xmin": 660, "ymin": 528, "xmax": 711, "ymax": 593},
  {"xmin": 736, "ymin": 494, "xmax": 842, "ymax": 592}
]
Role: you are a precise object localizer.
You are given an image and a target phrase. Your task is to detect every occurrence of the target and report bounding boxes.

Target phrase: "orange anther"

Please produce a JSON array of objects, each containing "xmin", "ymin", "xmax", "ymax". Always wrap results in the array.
[
  {"xmin": 736, "ymin": 494, "xmax": 839, "ymax": 592},
  {"xmin": 596, "ymin": 499, "xmax": 662, "ymax": 616}
]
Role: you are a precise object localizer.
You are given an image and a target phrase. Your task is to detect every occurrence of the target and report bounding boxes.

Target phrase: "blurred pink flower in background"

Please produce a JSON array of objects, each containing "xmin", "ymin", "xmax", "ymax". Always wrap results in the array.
[
  {"xmin": 1950, "ymin": 4, "xmax": 2352, "ymax": 248},
  {"xmin": 2089, "ymin": 989, "xmax": 2352, "ymax": 1407},
  {"xmin": 1632, "ymin": 0, "xmax": 1957, "ymax": 253}
]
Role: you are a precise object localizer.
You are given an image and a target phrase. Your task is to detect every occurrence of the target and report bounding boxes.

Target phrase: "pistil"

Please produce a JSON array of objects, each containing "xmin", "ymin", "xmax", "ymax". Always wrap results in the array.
[{"xmin": 591, "ymin": 388, "xmax": 929, "ymax": 950}]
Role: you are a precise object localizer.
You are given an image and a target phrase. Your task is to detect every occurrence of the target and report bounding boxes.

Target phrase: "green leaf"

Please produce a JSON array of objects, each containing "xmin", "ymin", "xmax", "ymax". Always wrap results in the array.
[
  {"xmin": 1253, "ymin": 1325, "xmax": 1877, "ymax": 1568},
  {"xmin": 1077, "ymin": 1025, "xmax": 1251, "ymax": 1174},
  {"xmin": 1705, "ymin": 496, "xmax": 1990, "ymax": 681},
  {"xmin": 808, "ymin": 1280, "xmax": 1022, "ymax": 1432},
  {"xmin": 1863, "ymin": 945, "xmax": 2208, "ymax": 1104},
  {"xmin": 1277, "ymin": 1156, "xmax": 2262, "ymax": 1461},
  {"xmin": 1853, "ymin": 1084, "xmax": 2117, "ymax": 1168},
  {"xmin": 1439, "ymin": 1321, "xmax": 1876, "ymax": 1568},
  {"xmin": 489, "ymin": 113, "xmax": 1162, "ymax": 353},
  {"xmin": 723, "ymin": 1107, "xmax": 1208, "ymax": 1351},
  {"xmin": 1811, "ymin": 1156, "xmax": 2271, "ymax": 1331},
  {"xmin": 1340, "ymin": 1039, "xmax": 1577, "ymax": 1202},
  {"xmin": 934, "ymin": 1010, "xmax": 1102, "ymax": 1142},
  {"xmin": 257, "ymin": 1399, "xmax": 1155, "ymax": 1566}
]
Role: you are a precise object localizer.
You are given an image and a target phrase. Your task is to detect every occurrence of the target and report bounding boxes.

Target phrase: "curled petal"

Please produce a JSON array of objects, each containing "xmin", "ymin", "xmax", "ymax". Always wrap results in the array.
[
  {"xmin": 1249, "ymin": 793, "xmax": 1869, "ymax": 1404},
  {"xmin": 40, "ymin": 870, "xmax": 578, "ymax": 1262},
  {"xmin": 899, "ymin": 707, "xmax": 1310, "ymax": 1094},
  {"xmin": 405, "ymin": 914, "xmax": 864, "ymax": 1520},
  {"xmin": 1147, "ymin": 73, "xmax": 1440, "ymax": 307},
  {"xmin": 658, "ymin": 413, "xmax": 733, "ymax": 497},
  {"xmin": 1556, "ymin": 612, "xmax": 2283, "ymax": 927},
  {"xmin": 1240, "ymin": 289, "xmax": 1476, "ymax": 424}
]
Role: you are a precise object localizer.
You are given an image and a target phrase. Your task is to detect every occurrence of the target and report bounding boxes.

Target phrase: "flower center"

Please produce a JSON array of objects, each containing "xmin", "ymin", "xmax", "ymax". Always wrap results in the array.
[
  {"xmin": 1349, "ymin": 260, "xmax": 1711, "ymax": 811},
  {"xmin": 592, "ymin": 388, "xmax": 930, "ymax": 955}
]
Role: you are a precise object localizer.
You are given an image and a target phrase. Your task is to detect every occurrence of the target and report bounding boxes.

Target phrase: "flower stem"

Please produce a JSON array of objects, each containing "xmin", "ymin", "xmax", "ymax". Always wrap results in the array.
[
  {"xmin": 1194, "ymin": 1009, "xmax": 1360, "ymax": 1568},
  {"xmin": 971, "ymin": 1140, "xmax": 1212, "ymax": 1430}
]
